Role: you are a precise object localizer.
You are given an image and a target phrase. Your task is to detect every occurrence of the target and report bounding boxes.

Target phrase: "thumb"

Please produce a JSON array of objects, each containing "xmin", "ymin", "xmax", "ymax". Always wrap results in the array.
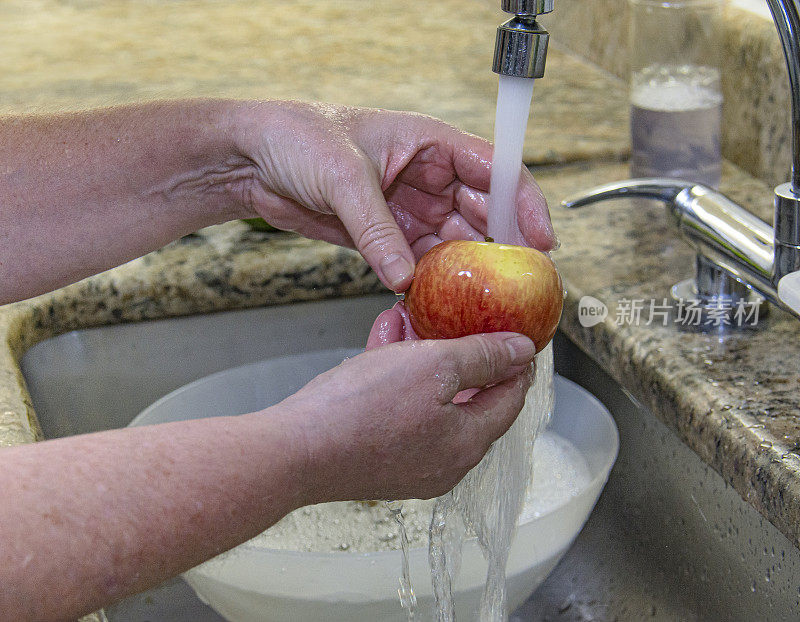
[
  {"xmin": 329, "ymin": 158, "xmax": 415, "ymax": 292},
  {"xmin": 435, "ymin": 332, "xmax": 536, "ymax": 403}
]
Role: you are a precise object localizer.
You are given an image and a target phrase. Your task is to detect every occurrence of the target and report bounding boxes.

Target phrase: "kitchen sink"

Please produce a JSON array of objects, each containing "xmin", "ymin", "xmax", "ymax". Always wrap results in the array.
[{"xmin": 19, "ymin": 293, "xmax": 800, "ymax": 621}]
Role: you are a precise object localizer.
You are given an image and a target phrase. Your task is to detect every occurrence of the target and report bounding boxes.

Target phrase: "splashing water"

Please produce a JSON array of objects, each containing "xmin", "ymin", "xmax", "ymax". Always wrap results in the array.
[
  {"xmin": 386, "ymin": 500, "xmax": 418, "ymax": 620},
  {"xmin": 487, "ymin": 75, "xmax": 535, "ymax": 245},
  {"xmin": 430, "ymin": 345, "xmax": 554, "ymax": 621},
  {"xmin": 429, "ymin": 73, "xmax": 545, "ymax": 622}
]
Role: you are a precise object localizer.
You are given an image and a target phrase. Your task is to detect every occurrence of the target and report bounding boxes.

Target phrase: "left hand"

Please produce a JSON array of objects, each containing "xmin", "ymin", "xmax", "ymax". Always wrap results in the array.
[{"xmin": 231, "ymin": 101, "xmax": 554, "ymax": 292}]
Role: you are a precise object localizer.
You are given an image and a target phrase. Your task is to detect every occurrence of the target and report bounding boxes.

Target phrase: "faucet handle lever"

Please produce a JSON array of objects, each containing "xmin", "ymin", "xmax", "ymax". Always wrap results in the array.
[{"xmin": 561, "ymin": 178, "xmax": 696, "ymax": 210}]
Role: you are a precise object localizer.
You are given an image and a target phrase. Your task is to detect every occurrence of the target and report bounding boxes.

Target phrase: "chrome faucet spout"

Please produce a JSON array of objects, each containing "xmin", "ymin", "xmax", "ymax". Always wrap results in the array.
[
  {"xmin": 492, "ymin": 0, "xmax": 553, "ymax": 78},
  {"xmin": 561, "ymin": 179, "xmax": 688, "ymax": 210},
  {"xmin": 766, "ymin": 0, "xmax": 800, "ymax": 192}
]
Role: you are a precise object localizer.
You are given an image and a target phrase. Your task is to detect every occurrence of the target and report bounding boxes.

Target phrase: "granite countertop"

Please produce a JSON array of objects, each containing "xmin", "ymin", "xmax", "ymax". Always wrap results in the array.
[
  {"xmin": 536, "ymin": 160, "xmax": 800, "ymax": 552},
  {"xmin": 0, "ymin": 0, "xmax": 628, "ymax": 165},
  {"xmin": 3, "ymin": 0, "xmax": 800, "ymax": 616}
]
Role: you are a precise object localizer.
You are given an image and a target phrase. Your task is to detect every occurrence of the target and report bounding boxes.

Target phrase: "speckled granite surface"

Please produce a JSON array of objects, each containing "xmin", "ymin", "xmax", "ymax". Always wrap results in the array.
[{"xmin": 0, "ymin": 0, "xmax": 628, "ymax": 165}]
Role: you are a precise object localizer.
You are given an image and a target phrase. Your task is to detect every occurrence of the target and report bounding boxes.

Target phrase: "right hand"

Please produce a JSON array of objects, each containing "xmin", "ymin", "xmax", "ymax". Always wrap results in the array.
[
  {"xmin": 277, "ymin": 332, "xmax": 535, "ymax": 503},
  {"xmin": 230, "ymin": 101, "xmax": 555, "ymax": 293}
]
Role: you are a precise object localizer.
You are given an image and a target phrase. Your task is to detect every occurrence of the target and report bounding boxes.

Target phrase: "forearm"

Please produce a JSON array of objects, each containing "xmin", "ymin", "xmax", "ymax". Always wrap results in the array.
[
  {"xmin": 0, "ymin": 100, "xmax": 257, "ymax": 303},
  {"xmin": 0, "ymin": 410, "xmax": 307, "ymax": 621}
]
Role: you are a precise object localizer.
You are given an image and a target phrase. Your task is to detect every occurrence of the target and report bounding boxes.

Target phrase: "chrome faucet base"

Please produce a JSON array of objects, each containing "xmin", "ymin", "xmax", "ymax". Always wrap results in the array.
[
  {"xmin": 562, "ymin": 178, "xmax": 796, "ymax": 326},
  {"xmin": 670, "ymin": 276, "xmax": 767, "ymax": 334}
]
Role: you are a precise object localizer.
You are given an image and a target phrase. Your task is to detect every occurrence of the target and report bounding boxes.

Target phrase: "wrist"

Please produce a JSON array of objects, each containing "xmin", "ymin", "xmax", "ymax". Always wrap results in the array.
[
  {"xmin": 223, "ymin": 99, "xmax": 307, "ymax": 166},
  {"xmin": 148, "ymin": 99, "xmax": 264, "ymax": 224},
  {"xmin": 263, "ymin": 399, "xmax": 341, "ymax": 508},
  {"xmin": 239, "ymin": 406, "xmax": 319, "ymax": 512}
]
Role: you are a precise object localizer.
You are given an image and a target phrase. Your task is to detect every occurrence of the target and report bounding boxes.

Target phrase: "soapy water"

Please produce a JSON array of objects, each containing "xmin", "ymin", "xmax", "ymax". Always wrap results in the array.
[
  {"xmin": 429, "ymin": 345, "xmax": 554, "ymax": 621},
  {"xmin": 247, "ymin": 423, "xmax": 587, "ymax": 555}
]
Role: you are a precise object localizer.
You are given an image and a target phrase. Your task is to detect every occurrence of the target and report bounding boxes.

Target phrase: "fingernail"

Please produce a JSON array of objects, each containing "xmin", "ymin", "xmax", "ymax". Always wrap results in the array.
[
  {"xmin": 504, "ymin": 335, "xmax": 536, "ymax": 366},
  {"xmin": 380, "ymin": 254, "xmax": 413, "ymax": 291}
]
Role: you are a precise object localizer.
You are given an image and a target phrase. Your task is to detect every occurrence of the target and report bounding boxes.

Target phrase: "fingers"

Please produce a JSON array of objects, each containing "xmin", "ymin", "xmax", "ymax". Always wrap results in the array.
[
  {"xmin": 365, "ymin": 302, "xmax": 419, "ymax": 350},
  {"xmin": 366, "ymin": 308, "xmax": 403, "ymax": 350},
  {"xmin": 329, "ymin": 158, "xmax": 416, "ymax": 293},
  {"xmin": 443, "ymin": 128, "xmax": 494, "ymax": 194},
  {"xmin": 434, "ymin": 124, "xmax": 556, "ymax": 250},
  {"xmin": 435, "ymin": 121, "xmax": 556, "ymax": 251},
  {"xmin": 396, "ymin": 119, "xmax": 556, "ymax": 252},
  {"xmin": 515, "ymin": 168, "xmax": 556, "ymax": 251},
  {"xmin": 394, "ymin": 301, "xmax": 420, "ymax": 340},
  {"xmin": 434, "ymin": 332, "xmax": 536, "ymax": 403}
]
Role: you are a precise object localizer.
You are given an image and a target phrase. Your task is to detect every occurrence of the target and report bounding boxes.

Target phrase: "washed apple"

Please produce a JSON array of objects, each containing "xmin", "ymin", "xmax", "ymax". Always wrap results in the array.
[{"xmin": 404, "ymin": 240, "xmax": 563, "ymax": 353}]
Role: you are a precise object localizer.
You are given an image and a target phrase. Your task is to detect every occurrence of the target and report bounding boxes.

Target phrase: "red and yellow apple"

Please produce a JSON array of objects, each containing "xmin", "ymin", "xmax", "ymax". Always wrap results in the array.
[{"xmin": 404, "ymin": 240, "xmax": 563, "ymax": 353}]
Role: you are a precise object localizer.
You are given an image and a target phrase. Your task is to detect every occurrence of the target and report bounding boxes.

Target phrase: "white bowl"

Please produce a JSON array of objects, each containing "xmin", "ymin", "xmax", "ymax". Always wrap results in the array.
[{"xmin": 131, "ymin": 348, "xmax": 618, "ymax": 622}]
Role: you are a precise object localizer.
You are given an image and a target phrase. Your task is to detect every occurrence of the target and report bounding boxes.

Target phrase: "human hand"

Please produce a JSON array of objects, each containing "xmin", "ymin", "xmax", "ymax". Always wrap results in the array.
[
  {"xmin": 276, "ymin": 332, "xmax": 535, "ymax": 502},
  {"xmin": 230, "ymin": 101, "xmax": 554, "ymax": 292}
]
